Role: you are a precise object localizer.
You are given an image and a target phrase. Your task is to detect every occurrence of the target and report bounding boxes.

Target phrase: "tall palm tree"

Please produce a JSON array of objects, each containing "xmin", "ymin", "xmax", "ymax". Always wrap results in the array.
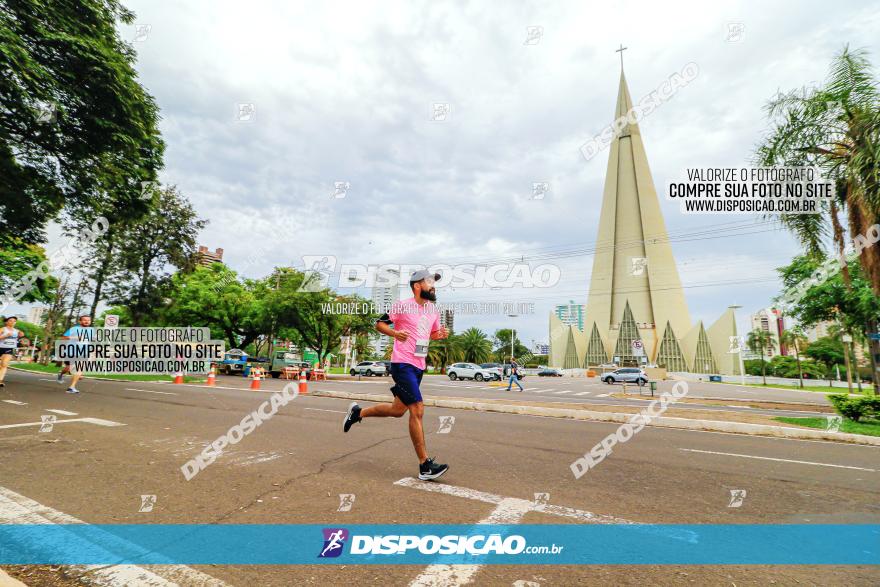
[
  {"xmin": 779, "ymin": 328, "xmax": 807, "ymax": 388},
  {"xmin": 427, "ymin": 334, "xmax": 461, "ymax": 373},
  {"xmin": 747, "ymin": 328, "xmax": 774, "ymax": 386},
  {"xmin": 459, "ymin": 327, "xmax": 493, "ymax": 364},
  {"xmin": 756, "ymin": 46, "xmax": 880, "ymax": 392}
]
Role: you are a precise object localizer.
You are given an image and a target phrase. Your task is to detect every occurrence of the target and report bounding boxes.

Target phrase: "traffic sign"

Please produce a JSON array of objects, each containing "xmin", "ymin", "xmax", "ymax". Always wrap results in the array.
[
  {"xmin": 105, "ymin": 314, "xmax": 119, "ymax": 329},
  {"xmin": 631, "ymin": 339, "xmax": 644, "ymax": 357},
  {"xmin": 869, "ymin": 333, "xmax": 880, "ymax": 341}
]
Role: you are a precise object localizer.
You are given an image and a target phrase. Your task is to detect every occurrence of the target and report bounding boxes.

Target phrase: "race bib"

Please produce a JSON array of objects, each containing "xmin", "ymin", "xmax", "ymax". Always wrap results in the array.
[{"xmin": 414, "ymin": 338, "xmax": 429, "ymax": 358}]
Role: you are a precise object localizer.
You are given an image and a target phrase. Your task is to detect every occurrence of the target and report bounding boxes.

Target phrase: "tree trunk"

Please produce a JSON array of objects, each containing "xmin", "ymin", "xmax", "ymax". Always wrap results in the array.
[
  {"xmin": 761, "ymin": 347, "xmax": 767, "ymax": 386},
  {"xmin": 868, "ymin": 319, "xmax": 879, "ymax": 396},
  {"xmin": 794, "ymin": 343, "xmax": 804, "ymax": 389},
  {"xmin": 829, "ymin": 200, "xmax": 851, "ymax": 286},
  {"xmin": 88, "ymin": 230, "xmax": 116, "ymax": 320},
  {"xmin": 65, "ymin": 278, "xmax": 87, "ymax": 329}
]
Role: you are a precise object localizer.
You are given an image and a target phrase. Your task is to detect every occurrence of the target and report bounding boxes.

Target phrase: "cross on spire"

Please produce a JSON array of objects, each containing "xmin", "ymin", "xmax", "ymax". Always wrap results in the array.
[{"xmin": 615, "ymin": 43, "xmax": 628, "ymax": 70}]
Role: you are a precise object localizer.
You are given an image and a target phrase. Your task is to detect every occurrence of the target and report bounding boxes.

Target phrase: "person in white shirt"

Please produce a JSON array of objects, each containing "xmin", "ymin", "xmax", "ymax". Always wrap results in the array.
[{"xmin": 0, "ymin": 316, "xmax": 25, "ymax": 388}]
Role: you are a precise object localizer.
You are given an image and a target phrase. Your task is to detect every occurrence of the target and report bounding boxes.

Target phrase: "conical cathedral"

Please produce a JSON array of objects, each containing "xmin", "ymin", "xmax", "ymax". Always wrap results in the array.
[{"xmin": 549, "ymin": 66, "xmax": 740, "ymax": 375}]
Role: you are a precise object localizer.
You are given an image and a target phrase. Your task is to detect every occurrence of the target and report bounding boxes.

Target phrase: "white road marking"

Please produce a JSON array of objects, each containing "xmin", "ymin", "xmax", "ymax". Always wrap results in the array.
[
  {"xmin": 0, "ymin": 485, "xmax": 227, "ymax": 586},
  {"xmin": 397, "ymin": 477, "xmax": 636, "ymax": 587},
  {"xmin": 0, "ymin": 417, "xmax": 124, "ymax": 430},
  {"xmin": 679, "ymin": 449, "xmax": 877, "ymax": 472},
  {"xmin": 304, "ymin": 407, "xmax": 346, "ymax": 414},
  {"xmin": 409, "ymin": 497, "xmax": 530, "ymax": 587},
  {"xmin": 39, "ymin": 378, "xmax": 58, "ymax": 382},
  {"xmin": 596, "ymin": 393, "xmax": 610, "ymax": 397},
  {"xmin": 574, "ymin": 392, "xmax": 592, "ymax": 396},
  {"xmin": 45, "ymin": 409, "xmax": 78, "ymax": 416},
  {"xmin": 529, "ymin": 389, "xmax": 547, "ymax": 393},
  {"xmin": 125, "ymin": 388, "xmax": 177, "ymax": 396},
  {"xmin": 2, "ymin": 400, "xmax": 27, "ymax": 405},
  {"xmin": 394, "ymin": 477, "xmax": 633, "ymax": 522},
  {"xmin": 552, "ymin": 390, "xmax": 573, "ymax": 395}
]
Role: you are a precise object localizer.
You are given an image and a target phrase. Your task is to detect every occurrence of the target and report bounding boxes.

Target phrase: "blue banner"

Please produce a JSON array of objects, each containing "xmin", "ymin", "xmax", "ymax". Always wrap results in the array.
[{"xmin": 0, "ymin": 524, "xmax": 877, "ymax": 565}]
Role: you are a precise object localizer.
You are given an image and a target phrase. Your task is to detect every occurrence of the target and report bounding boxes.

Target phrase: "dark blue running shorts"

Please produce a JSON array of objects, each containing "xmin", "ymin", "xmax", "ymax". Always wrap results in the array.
[{"xmin": 389, "ymin": 362, "xmax": 424, "ymax": 405}]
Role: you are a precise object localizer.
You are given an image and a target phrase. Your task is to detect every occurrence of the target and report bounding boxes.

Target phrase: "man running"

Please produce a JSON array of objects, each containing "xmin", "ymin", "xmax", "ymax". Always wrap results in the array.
[
  {"xmin": 56, "ymin": 314, "xmax": 91, "ymax": 394},
  {"xmin": 343, "ymin": 269, "xmax": 449, "ymax": 480},
  {"xmin": 0, "ymin": 316, "xmax": 25, "ymax": 389}
]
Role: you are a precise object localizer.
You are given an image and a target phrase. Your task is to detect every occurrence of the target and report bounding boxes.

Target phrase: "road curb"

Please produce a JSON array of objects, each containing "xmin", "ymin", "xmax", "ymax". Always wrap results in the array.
[
  {"xmin": 310, "ymin": 389, "xmax": 880, "ymax": 446},
  {"xmin": 610, "ymin": 393, "xmax": 832, "ymax": 409},
  {"xmin": 9, "ymin": 366, "xmax": 203, "ymax": 384}
]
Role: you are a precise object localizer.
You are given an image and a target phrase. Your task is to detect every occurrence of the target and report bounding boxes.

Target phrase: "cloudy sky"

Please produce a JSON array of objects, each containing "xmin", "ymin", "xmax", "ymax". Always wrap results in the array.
[{"xmin": 17, "ymin": 0, "xmax": 880, "ymax": 344}]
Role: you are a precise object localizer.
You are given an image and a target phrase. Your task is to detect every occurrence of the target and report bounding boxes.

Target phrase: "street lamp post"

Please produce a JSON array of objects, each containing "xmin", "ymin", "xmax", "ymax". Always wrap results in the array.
[{"xmin": 508, "ymin": 314, "xmax": 518, "ymax": 360}]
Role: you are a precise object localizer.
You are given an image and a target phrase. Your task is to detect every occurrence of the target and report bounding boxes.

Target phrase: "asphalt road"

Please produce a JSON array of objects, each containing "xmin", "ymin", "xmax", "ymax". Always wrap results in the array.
[
  {"xmin": 303, "ymin": 373, "xmax": 835, "ymax": 418},
  {"xmin": 1, "ymin": 370, "xmax": 878, "ymax": 586}
]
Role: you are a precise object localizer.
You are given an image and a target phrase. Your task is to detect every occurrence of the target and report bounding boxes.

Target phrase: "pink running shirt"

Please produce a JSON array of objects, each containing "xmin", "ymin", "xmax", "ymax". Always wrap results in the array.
[{"xmin": 389, "ymin": 298, "xmax": 440, "ymax": 370}]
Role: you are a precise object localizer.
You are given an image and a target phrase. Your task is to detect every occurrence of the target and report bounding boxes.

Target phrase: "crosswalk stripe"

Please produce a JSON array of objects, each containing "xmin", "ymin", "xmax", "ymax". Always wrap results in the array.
[
  {"xmin": 553, "ymin": 390, "xmax": 574, "ymax": 395},
  {"xmin": 574, "ymin": 391, "xmax": 592, "ymax": 396},
  {"xmin": 2, "ymin": 400, "xmax": 27, "ymax": 405},
  {"xmin": 45, "ymin": 409, "xmax": 78, "ymax": 416}
]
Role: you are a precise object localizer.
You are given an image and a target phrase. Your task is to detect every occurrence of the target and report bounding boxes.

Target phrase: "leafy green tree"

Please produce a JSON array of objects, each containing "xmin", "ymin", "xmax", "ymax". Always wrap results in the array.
[
  {"xmin": 779, "ymin": 328, "xmax": 808, "ymax": 388},
  {"xmin": 457, "ymin": 328, "xmax": 492, "ymax": 364},
  {"xmin": 0, "ymin": 238, "xmax": 56, "ymax": 307},
  {"xmin": 13, "ymin": 319, "xmax": 40, "ymax": 342},
  {"xmin": 777, "ymin": 255, "xmax": 879, "ymax": 337},
  {"xmin": 0, "ymin": 0, "xmax": 164, "ymax": 244},
  {"xmin": 108, "ymin": 186, "xmax": 206, "ymax": 325},
  {"xmin": 747, "ymin": 328, "xmax": 774, "ymax": 385},
  {"xmin": 428, "ymin": 333, "xmax": 462, "ymax": 372},
  {"xmin": 492, "ymin": 328, "xmax": 530, "ymax": 361},
  {"xmin": 162, "ymin": 264, "xmax": 262, "ymax": 349},
  {"xmin": 804, "ymin": 336, "xmax": 846, "ymax": 386},
  {"xmin": 265, "ymin": 268, "xmax": 375, "ymax": 363},
  {"xmin": 757, "ymin": 46, "xmax": 880, "ymax": 391}
]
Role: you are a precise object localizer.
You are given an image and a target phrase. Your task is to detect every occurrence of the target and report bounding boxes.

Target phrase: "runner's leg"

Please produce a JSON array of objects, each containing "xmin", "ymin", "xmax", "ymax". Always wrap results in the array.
[
  {"xmin": 360, "ymin": 395, "xmax": 407, "ymax": 418},
  {"xmin": 70, "ymin": 369, "xmax": 83, "ymax": 390},
  {"xmin": 407, "ymin": 401, "xmax": 428, "ymax": 462},
  {"xmin": 0, "ymin": 352, "xmax": 11, "ymax": 383}
]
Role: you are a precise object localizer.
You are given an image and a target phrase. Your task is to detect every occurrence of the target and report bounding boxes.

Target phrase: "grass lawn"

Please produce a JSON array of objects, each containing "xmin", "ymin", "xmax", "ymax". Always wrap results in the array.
[
  {"xmin": 713, "ymin": 380, "xmax": 873, "ymax": 394},
  {"xmin": 12, "ymin": 362, "xmax": 205, "ymax": 383},
  {"xmin": 774, "ymin": 416, "xmax": 880, "ymax": 437}
]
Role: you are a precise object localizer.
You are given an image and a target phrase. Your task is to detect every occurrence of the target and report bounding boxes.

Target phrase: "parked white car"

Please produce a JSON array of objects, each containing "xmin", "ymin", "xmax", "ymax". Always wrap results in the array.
[
  {"xmin": 447, "ymin": 362, "xmax": 497, "ymax": 381},
  {"xmin": 350, "ymin": 361, "xmax": 387, "ymax": 376},
  {"xmin": 601, "ymin": 368, "xmax": 648, "ymax": 385}
]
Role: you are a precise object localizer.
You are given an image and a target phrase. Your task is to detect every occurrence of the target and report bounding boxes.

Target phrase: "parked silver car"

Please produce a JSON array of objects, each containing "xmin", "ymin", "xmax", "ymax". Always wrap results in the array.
[
  {"xmin": 350, "ymin": 361, "xmax": 387, "ymax": 376},
  {"xmin": 602, "ymin": 368, "xmax": 648, "ymax": 385},
  {"xmin": 447, "ymin": 362, "xmax": 497, "ymax": 381}
]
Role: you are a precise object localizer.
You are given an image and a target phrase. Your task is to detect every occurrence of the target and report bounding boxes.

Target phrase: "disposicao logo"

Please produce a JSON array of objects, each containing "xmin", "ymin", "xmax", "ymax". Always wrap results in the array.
[{"xmin": 319, "ymin": 528, "xmax": 349, "ymax": 558}]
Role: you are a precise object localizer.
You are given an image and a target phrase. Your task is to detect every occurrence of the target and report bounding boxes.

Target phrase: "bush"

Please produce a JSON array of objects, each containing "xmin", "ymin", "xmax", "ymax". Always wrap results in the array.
[
  {"xmin": 828, "ymin": 394, "xmax": 880, "ymax": 422},
  {"xmin": 744, "ymin": 359, "xmax": 768, "ymax": 376}
]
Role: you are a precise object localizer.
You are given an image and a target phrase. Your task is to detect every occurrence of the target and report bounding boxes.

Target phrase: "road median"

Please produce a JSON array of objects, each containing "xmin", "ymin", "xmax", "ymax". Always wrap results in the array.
[{"xmin": 310, "ymin": 389, "xmax": 880, "ymax": 446}]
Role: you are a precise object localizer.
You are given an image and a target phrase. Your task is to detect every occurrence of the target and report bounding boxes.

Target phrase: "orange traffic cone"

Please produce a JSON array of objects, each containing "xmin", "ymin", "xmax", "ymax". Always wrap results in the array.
[
  {"xmin": 298, "ymin": 370, "xmax": 308, "ymax": 395},
  {"xmin": 173, "ymin": 370, "xmax": 184, "ymax": 384},
  {"xmin": 206, "ymin": 366, "xmax": 216, "ymax": 387},
  {"xmin": 250, "ymin": 368, "xmax": 261, "ymax": 391}
]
